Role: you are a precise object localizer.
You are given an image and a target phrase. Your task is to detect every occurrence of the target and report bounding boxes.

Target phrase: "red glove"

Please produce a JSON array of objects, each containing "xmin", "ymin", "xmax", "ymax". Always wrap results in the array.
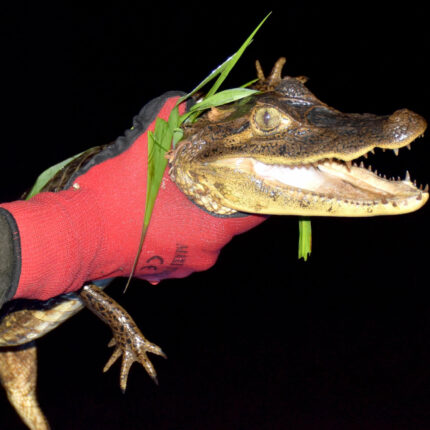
[{"xmin": 0, "ymin": 92, "xmax": 266, "ymax": 301}]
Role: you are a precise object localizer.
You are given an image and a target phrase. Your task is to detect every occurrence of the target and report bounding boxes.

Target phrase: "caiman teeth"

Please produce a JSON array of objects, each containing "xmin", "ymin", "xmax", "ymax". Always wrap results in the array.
[
  {"xmin": 339, "ymin": 157, "xmax": 428, "ymax": 190},
  {"xmin": 246, "ymin": 157, "xmax": 428, "ymax": 212}
]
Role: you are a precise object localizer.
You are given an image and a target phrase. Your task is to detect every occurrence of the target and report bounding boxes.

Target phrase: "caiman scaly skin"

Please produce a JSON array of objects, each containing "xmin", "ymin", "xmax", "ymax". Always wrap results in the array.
[
  {"xmin": 0, "ymin": 58, "xmax": 428, "ymax": 430},
  {"xmin": 169, "ymin": 58, "xmax": 428, "ymax": 216}
]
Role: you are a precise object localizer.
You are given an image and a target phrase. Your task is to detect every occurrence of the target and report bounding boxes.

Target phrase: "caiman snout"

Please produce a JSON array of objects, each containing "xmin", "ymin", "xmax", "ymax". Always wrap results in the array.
[
  {"xmin": 385, "ymin": 109, "xmax": 427, "ymax": 146},
  {"xmin": 304, "ymin": 105, "xmax": 426, "ymax": 161}
]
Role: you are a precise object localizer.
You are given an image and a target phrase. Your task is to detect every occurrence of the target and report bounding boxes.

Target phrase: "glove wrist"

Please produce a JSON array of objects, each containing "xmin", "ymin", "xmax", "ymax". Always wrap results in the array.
[{"xmin": 0, "ymin": 189, "xmax": 104, "ymax": 300}]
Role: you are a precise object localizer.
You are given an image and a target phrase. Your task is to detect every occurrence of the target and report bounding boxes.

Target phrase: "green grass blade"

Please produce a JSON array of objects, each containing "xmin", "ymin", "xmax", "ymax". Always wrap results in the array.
[
  {"xmin": 125, "ymin": 122, "xmax": 172, "ymax": 291},
  {"xmin": 298, "ymin": 218, "xmax": 312, "ymax": 261},
  {"xmin": 167, "ymin": 105, "xmax": 179, "ymax": 132},
  {"xmin": 205, "ymin": 12, "xmax": 271, "ymax": 99},
  {"xmin": 187, "ymin": 88, "xmax": 259, "ymax": 112},
  {"xmin": 172, "ymin": 127, "xmax": 183, "ymax": 148},
  {"xmin": 145, "ymin": 120, "xmax": 170, "ymax": 227},
  {"xmin": 181, "ymin": 87, "xmax": 259, "ymax": 124},
  {"xmin": 177, "ymin": 12, "xmax": 271, "ymax": 107},
  {"xmin": 177, "ymin": 55, "xmax": 234, "ymax": 104},
  {"xmin": 26, "ymin": 151, "xmax": 85, "ymax": 200},
  {"xmin": 241, "ymin": 78, "xmax": 259, "ymax": 88}
]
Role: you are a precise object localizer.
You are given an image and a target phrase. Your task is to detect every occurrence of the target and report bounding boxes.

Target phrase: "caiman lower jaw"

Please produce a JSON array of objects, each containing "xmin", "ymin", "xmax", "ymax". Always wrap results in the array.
[{"xmin": 210, "ymin": 157, "xmax": 429, "ymax": 216}]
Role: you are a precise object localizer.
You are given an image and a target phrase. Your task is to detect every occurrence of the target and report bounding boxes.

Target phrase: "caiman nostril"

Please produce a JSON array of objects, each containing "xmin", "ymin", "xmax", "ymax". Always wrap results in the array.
[
  {"xmin": 385, "ymin": 109, "xmax": 427, "ymax": 143},
  {"xmin": 389, "ymin": 108, "xmax": 427, "ymax": 131}
]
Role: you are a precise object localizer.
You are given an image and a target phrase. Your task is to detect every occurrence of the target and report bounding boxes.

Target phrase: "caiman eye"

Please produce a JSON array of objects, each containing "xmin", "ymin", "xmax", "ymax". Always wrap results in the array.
[{"xmin": 254, "ymin": 107, "xmax": 281, "ymax": 131}]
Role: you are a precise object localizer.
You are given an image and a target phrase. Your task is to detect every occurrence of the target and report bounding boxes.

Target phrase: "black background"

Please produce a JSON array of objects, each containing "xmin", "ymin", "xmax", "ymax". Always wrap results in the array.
[{"xmin": 1, "ymin": 2, "xmax": 429, "ymax": 429}]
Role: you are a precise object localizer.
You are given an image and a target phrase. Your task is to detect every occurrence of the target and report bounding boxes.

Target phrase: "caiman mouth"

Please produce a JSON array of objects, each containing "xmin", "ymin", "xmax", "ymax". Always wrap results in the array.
[{"xmin": 210, "ymin": 145, "xmax": 428, "ymax": 216}]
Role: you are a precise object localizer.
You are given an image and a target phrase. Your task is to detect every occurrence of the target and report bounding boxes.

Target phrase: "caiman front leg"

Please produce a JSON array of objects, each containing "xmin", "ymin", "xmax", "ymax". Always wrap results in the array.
[{"xmin": 79, "ymin": 284, "xmax": 166, "ymax": 392}]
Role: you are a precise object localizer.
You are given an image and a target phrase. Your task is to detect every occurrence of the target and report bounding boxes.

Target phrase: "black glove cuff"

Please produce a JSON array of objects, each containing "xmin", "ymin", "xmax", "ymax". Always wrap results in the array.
[{"xmin": 0, "ymin": 208, "xmax": 21, "ymax": 306}]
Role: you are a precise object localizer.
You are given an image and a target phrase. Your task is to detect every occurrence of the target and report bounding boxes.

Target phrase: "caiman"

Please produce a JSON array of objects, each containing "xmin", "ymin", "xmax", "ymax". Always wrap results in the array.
[{"xmin": 0, "ymin": 58, "xmax": 428, "ymax": 430}]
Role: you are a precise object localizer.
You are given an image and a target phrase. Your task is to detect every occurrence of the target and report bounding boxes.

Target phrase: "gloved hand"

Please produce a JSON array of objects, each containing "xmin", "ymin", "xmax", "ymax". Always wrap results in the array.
[{"xmin": 0, "ymin": 92, "xmax": 266, "ymax": 306}]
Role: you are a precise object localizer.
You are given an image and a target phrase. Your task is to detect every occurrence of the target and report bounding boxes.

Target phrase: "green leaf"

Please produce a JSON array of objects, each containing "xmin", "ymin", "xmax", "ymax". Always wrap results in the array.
[
  {"xmin": 167, "ymin": 105, "xmax": 179, "ymax": 131},
  {"xmin": 177, "ymin": 12, "xmax": 271, "ymax": 108},
  {"xmin": 26, "ymin": 151, "xmax": 85, "ymax": 200},
  {"xmin": 180, "ymin": 87, "xmax": 259, "ymax": 125},
  {"xmin": 124, "ymin": 117, "xmax": 173, "ymax": 291},
  {"xmin": 205, "ymin": 12, "xmax": 271, "ymax": 98},
  {"xmin": 145, "ymin": 119, "xmax": 170, "ymax": 228},
  {"xmin": 298, "ymin": 218, "xmax": 312, "ymax": 261},
  {"xmin": 187, "ymin": 88, "xmax": 259, "ymax": 113},
  {"xmin": 172, "ymin": 127, "xmax": 183, "ymax": 148},
  {"xmin": 240, "ymin": 78, "xmax": 259, "ymax": 88},
  {"xmin": 177, "ymin": 55, "xmax": 235, "ymax": 104}
]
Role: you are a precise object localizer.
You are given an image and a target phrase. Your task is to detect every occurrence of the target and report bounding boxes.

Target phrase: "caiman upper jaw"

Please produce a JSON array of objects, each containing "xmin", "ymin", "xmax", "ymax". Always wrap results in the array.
[
  {"xmin": 342, "ymin": 108, "xmax": 427, "ymax": 160},
  {"xmin": 282, "ymin": 107, "xmax": 428, "ymax": 165}
]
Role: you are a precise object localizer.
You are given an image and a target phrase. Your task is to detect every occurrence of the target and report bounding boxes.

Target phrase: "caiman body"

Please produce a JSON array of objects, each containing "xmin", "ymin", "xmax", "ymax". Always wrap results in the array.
[{"xmin": 0, "ymin": 58, "xmax": 427, "ymax": 430}]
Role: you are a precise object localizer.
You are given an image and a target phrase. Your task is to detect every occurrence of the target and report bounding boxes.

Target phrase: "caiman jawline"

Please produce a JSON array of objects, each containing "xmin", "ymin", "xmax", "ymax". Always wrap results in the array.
[{"xmin": 212, "ymin": 153, "xmax": 429, "ymax": 216}]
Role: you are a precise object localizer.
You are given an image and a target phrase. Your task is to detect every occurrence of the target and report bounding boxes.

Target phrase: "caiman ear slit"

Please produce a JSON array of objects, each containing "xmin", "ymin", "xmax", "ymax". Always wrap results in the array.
[{"xmin": 267, "ymin": 57, "xmax": 287, "ymax": 86}]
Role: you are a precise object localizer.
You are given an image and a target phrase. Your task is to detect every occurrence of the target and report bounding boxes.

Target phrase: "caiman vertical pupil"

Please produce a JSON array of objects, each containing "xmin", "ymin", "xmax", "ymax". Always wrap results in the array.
[{"xmin": 255, "ymin": 106, "xmax": 281, "ymax": 131}]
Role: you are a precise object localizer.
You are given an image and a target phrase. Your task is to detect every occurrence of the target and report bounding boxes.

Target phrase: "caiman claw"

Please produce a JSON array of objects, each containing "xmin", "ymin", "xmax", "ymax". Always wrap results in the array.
[
  {"xmin": 103, "ymin": 327, "xmax": 166, "ymax": 391},
  {"xmin": 79, "ymin": 284, "xmax": 166, "ymax": 392}
]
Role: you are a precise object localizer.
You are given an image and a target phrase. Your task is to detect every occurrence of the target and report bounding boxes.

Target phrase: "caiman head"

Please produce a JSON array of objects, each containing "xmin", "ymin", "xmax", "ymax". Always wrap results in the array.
[{"xmin": 169, "ymin": 58, "xmax": 428, "ymax": 216}]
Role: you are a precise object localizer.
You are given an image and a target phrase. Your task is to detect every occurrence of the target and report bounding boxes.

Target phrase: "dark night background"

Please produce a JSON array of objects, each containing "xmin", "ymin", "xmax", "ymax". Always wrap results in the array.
[{"xmin": 1, "ymin": 2, "xmax": 429, "ymax": 429}]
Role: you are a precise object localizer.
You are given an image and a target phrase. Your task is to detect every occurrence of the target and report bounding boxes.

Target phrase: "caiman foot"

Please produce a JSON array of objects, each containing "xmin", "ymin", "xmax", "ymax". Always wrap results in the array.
[{"xmin": 79, "ymin": 284, "xmax": 166, "ymax": 392}]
